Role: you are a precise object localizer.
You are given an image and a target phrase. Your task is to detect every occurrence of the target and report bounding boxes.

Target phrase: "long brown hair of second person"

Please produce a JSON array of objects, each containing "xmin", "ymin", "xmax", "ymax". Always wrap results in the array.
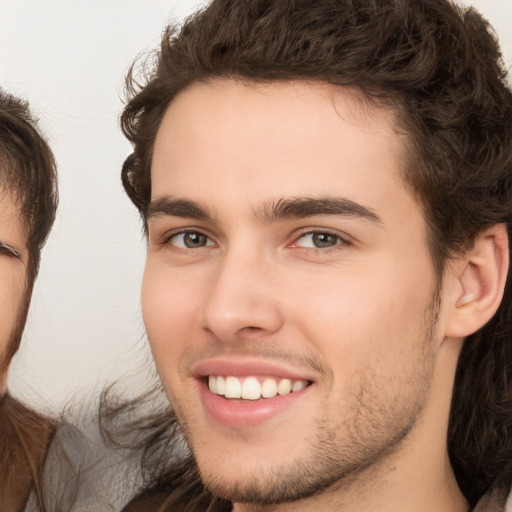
[{"xmin": 0, "ymin": 90, "xmax": 58, "ymax": 512}]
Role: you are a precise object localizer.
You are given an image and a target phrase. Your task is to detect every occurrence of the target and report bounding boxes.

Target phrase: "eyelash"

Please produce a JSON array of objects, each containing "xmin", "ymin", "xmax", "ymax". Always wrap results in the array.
[
  {"xmin": 161, "ymin": 229, "xmax": 215, "ymax": 252},
  {"xmin": 161, "ymin": 228, "xmax": 351, "ymax": 254},
  {"xmin": 290, "ymin": 229, "xmax": 351, "ymax": 253},
  {"xmin": 0, "ymin": 241, "xmax": 21, "ymax": 259}
]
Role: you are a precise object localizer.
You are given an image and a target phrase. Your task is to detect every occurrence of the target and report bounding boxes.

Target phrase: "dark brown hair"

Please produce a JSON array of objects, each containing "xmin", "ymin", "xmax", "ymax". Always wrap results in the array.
[
  {"xmin": 0, "ymin": 90, "xmax": 58, "ymax": 368},
  {"xmin": 0, "ymin": 90, "xmax": 58, "ymax": 511},
  {"xmin": 118, "ymin": 0, "xmax": 512, "ymax": 507}
]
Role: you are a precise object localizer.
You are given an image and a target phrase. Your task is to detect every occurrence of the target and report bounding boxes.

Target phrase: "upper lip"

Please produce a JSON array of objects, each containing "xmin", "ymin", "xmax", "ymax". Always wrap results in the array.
[{"xmin": 192, "ymin": 357, "xmax": 316, "ymax": 382}]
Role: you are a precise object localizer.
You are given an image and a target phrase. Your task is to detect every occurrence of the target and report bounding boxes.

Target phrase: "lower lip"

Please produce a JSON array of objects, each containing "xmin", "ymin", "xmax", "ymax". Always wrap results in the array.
[{"xmin": 199, "ymin": 381, "xmax": 310, "ymax": 428}]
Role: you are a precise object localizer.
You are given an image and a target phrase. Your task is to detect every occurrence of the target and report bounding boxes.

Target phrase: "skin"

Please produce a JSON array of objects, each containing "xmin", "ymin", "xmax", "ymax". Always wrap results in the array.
[
  {"xmin": 143, "ymin": 80, "xmax": 473, "ymax": 511},
  {"xmin": 0, "ymin": 191, "xmax": 29, "ymax": 395}
]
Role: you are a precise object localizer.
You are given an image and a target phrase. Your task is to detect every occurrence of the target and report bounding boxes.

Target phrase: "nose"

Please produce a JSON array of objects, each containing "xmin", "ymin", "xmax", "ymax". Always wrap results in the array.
[{"xmin": 201, "ymin": 251, "xmax": 283, "ymax": 342}]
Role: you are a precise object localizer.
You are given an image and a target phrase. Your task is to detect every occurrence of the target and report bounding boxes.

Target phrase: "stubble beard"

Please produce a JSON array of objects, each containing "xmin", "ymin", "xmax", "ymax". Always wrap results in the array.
[{"xmin": 170, "ymin": 297, "xmax": 440, "ymax": 507}]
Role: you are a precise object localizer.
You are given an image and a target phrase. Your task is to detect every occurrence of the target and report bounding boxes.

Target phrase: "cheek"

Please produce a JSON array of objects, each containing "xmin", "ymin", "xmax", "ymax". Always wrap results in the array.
[
  {"xmin": 141, "ymin": 263, "xmax": 205, "ymax": 371},
  {"xmin": 0, "ymin": 268, "xmax": 27, "ymax": 363},
  {"xmin": 288, "ymin": 261, "xmax": 436, "ymax": 364}
]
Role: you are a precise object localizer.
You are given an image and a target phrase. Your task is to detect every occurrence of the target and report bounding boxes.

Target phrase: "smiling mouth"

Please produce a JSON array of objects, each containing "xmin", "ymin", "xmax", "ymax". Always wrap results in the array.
[{"xmin": 208, "ymin": 375, "xmax": 312, "ymax": 400}]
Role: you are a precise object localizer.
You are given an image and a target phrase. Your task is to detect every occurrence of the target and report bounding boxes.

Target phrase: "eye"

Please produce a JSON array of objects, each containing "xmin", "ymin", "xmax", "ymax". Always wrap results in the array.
[
  {"xmin": 167, "ymin": 231, "xmax": 214, "ymax": 249},
  {"xmin": 0, "ymin": 241, "xmax": 21, "ymax": 259},
  {"xmin": 292, "ymin": 231, "xmax": 346, "ymax": 249}
]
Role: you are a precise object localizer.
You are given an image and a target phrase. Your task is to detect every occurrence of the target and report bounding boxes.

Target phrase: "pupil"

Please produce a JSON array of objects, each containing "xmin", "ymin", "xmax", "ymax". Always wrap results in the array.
[
  {"xmin": 185, "ymin": 232, "xmax": 205, "ymax": 248},
  {"xmin": 312, "ymin": 233, "xmax": 336, "ymax": 248}
]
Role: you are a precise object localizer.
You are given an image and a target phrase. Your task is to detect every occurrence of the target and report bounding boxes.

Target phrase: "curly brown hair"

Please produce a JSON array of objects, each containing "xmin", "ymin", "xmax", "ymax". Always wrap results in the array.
[{"xmin": 118, "ymin": 0, "xmax": 512, "ymax": 507}]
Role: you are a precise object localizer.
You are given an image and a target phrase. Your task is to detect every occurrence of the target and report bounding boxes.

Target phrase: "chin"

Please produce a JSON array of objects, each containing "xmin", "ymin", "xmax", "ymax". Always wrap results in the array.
[{"xmin": 193, "ymin": 444, "xmax": 353, "ymax": 506}]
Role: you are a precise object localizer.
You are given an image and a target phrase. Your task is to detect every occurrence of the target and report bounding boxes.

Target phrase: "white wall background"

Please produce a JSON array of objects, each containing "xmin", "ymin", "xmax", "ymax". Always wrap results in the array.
[
  {"xmin": 0, "ymin": 0, "xmax": 511, "ymax": 414},
  {"xmin": 0, "ymin": 0, "xmax": 209, "ymax": 412}
]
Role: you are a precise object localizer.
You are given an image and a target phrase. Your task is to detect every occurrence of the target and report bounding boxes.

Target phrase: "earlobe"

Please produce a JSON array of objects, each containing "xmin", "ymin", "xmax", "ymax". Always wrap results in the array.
[{"xmin": 445, "ymin": 224, "xmax": 509, "ymax": 338}]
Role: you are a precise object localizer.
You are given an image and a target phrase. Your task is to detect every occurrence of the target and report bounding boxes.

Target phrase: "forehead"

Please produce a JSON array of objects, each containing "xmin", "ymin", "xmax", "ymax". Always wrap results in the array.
[{"xmin": 151, "ymin": 79, "xmax": 412, "ymax": 222}]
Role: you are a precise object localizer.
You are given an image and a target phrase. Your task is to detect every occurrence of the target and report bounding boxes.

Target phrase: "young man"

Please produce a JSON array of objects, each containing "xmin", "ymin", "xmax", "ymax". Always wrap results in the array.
[{"xmin": 119, "ymin": 0, "xmax": 512, "ymax": 510}]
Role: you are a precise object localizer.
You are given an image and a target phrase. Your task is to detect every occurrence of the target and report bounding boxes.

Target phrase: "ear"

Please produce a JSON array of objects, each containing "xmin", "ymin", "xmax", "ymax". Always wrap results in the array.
[{"xmin": 445, "ymin": 224, "xmax": 509, "ymax": 338}]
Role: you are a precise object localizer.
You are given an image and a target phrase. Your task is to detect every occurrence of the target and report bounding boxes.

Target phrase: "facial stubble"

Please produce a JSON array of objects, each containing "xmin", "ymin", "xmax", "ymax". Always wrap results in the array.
[{"xmin": 168, "ymin": 294, "xmax": 441, "ymax": 507}]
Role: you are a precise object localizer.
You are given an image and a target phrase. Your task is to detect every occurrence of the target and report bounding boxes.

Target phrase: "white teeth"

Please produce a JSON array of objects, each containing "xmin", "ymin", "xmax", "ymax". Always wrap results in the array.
[
  {"xmin": 241, "ymin": 377, "xmax": 261, "ymax": 400},
  {"xmin": 277, "ymin": 378, "xmax": 292, "ymax": 395},
  {"xmin": 208, "ymin": 376, "xmax": 309, "ymax": 399},
  {"xmin": 216, "ymin": 376, "xmax": 226, "ymax": 396},
  {"xmin": 261, "ymin": 378, "xmax": 278, "ymax": 398},
  {"xmin": 292, "ymin": 379, "xmax": 307, "ymax": 392},
  {"xmin": 224, "ymin": 376, "xmax": 241, "ymax": 398},
  {"xmin": 208, "ymin": 375, "xmax": 217, "ymax": 394}
]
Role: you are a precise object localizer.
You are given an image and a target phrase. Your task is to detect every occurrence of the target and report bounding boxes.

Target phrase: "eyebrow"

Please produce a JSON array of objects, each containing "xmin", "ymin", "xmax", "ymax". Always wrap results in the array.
[
  {"xmin": 147, "ymin": 195, "xmax": 382, "ymax": 225},
  {"xmin": 147, "ymin": 197, "xmax": 212, "ymax": 221},
  {"xmin": 259, "ymin": 197, "xmax": 382, "ymax": 224}
]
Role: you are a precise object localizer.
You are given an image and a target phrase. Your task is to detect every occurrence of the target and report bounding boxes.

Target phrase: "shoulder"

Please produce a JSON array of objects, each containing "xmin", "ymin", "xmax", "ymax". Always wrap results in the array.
[
  {"xmin": 0, "ymin": 395, "xmax": 55, "ymax": 511},
  {"xmin": 121, "ymin": 491, "xmax": 170, "ymax": 512},
  {"xmin": 121, "ymin": 488, "xmax": 232, "ymax": 512},
  {"xmin": 473, "ymin": 461, "xmax": 512, "ymax": 512}
]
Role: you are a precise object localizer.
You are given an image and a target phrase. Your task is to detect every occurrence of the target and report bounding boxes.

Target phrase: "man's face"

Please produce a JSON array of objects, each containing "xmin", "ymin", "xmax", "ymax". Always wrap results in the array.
[
  {"xmin": 0, "ymin": 191, "xmax": 28, "ymax": 392},
  {"xmin": 143, "ymin": 80, "xmax": 450, "ymax": 504}
]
